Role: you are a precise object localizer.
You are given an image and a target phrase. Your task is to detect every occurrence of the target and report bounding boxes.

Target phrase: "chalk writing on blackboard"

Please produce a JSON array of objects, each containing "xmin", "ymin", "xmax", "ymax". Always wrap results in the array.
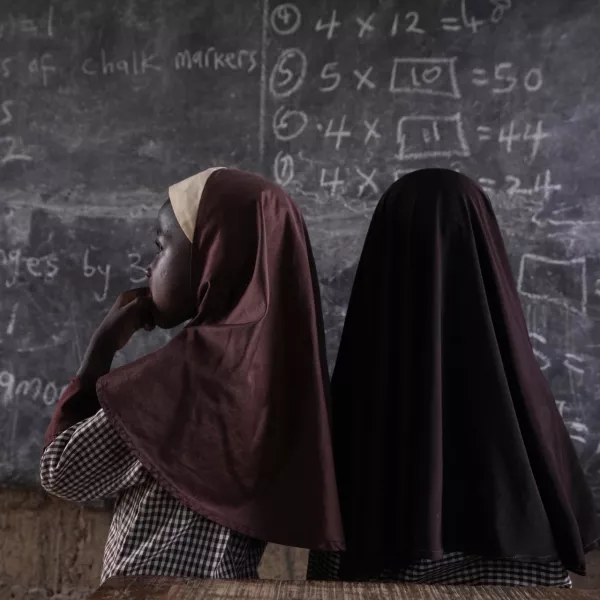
[
  {"xmin": 83, "ymin": 248, "xmax": 112, "ymax": 303},
  {"xmin": 0, "ymin": 0, "xmax": 597, "ymax": 500},
  {"xmin": 82, "ymin": 50, "xmax": 161, "ymax": 77},
  {"xmin": 390, "ymin": 12, "xmax": 423, "ymax": 36},
  {"xmin": 128, "ymin": 253, "xmax": 148, "ymax": 284},
  {"xmin": 0, "ymin": 5, "xmax": 54, "ymax": 40},
  {"xmin": 517, "ymin": 254, "xmax": 587, "ymax": 316},
  {"xmin": 270, "ymin": 4, "xmax": 302, "ymax": 36},
  {"xmin": 0, "ymin": 249, "xmax": 59, "ymax": 287},
  {"xmin": 269, "ymin": 48, "xmax": 307, "ymax": 98},
  {"xmin": 273, "ymin": 105, "xmax": 308, "ymax": 141},
  {"xmin": 0, "ymin": 370, "xmax": 66, "ymax": 408},
  {"xmin": 389, "ymin": 58, "xmax": 460, "ymax": 98},
  {"xmin": 173, "ymin": 48, "xmax": 257, "ymax": 72},
  {"xmin": 396, "ymin": 114, "xmax": 470, "ymax": 160},
  {"xmin": 471, "ymin": 63, "xmax": 543, "ymax": 94}
]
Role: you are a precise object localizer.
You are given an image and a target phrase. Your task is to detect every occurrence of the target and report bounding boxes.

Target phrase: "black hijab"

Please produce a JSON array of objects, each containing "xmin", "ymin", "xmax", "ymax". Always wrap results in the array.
[{"xmin": 331, "ymin": 169, "xmax": 598, "ymax": 578}]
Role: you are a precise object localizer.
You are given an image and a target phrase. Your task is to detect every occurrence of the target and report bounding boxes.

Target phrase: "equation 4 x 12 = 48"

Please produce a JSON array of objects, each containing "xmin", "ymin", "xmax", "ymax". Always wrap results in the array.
[{"xmin": 270, "ymin": 2, "xmax": 512, "ymax": 39}]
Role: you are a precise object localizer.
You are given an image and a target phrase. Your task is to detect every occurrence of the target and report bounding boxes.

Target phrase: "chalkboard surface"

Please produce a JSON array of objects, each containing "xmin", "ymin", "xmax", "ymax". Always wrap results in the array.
[{"xmin": 1, "ymin": 1, "xmax": 599, "ymax": 516}]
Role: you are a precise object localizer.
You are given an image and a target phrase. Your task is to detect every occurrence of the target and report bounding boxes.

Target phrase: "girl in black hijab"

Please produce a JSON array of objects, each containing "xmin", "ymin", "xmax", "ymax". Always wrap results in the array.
[{"xmin": 309, "ymin": 169, "xmax": 598, "ymax": 586}]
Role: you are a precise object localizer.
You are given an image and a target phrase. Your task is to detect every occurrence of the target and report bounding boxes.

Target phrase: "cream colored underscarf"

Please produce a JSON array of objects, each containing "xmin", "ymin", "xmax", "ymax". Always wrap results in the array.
[{"xmin": 168, "ymin": 167, "xmax": 224, "ymax": 242}]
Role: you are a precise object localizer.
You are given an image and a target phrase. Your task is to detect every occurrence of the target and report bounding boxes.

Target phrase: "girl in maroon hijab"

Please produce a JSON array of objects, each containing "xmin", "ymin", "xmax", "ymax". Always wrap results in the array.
[
  {"xmin": 308, "ymin": 169, "xmax": 598, "ymax": 586},
  {"xmin": 41, "ymin": 168, "xmax": 344, "ymax": 582}
]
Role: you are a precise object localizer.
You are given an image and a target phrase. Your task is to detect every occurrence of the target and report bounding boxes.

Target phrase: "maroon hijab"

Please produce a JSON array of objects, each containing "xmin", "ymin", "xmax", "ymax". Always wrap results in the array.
[
  {"xmin": 332, "ymin": 169, "xmax": 598, "ymax": 577},
  {"xmin": 90, "ymin": 169, "xmax": 343, "ymax": 550}
]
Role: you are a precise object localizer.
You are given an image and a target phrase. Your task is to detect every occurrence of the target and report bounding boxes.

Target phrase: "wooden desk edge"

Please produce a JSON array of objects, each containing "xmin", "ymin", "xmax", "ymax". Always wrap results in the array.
[{"xmin": 89, "ymin": 577, "xmax": 599, "ymax": 600}]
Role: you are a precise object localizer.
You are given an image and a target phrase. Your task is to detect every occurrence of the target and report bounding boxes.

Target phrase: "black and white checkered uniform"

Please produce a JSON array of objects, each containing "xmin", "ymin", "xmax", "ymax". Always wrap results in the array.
[
  {"xmin": 307, "ymin": 551, "xmax": 572, "ymax": 587},
  {"xmin": 40, "ymin": 410, "xmax": 266, "ymax": 583}
]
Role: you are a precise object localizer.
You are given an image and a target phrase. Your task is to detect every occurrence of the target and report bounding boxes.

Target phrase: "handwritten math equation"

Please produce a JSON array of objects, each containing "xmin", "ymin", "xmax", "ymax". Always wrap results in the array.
[
  {"xmin": 1, "ymin": 1, "xmax": 599, "ymax": 457},
  {"xmin": 264, "ymin": 1, "xmax": 599, "ymax": 454},
  {"xmin": 263, "ymin": 2, "xmax": 561, "ymax": 206},
  {"xmin": 269, "ymin": 1, "xmax": 513, "ymax": 39}
]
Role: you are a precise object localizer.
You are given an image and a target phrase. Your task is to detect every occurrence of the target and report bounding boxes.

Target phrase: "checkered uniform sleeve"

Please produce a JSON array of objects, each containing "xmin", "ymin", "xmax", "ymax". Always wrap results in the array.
[{"xmin": 40, "ymin": 409, "xmax": 145, "ymax": 502}]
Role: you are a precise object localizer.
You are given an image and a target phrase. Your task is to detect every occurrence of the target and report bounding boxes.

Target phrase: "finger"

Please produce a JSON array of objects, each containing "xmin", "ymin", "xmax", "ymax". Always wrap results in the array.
[
  {"xmin": 115, "ymin": 287, "xmax": 150, "ymax": 309},
  {"xmin": 126, "ymin": 296, "xmax": 155, "ymax": 331}
]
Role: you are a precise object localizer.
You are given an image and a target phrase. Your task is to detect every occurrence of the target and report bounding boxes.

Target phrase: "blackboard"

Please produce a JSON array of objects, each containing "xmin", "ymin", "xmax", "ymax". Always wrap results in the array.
[{"xmin": 1, "ymin": 0, "xmax": 599, "ymax": 518}]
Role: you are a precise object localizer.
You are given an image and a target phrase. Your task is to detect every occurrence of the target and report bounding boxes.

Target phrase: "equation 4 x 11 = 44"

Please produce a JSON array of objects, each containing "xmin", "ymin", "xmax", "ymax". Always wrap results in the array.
[
  {"xmin": 273, "ymin": 111, "xmax": 551, "ymax": 162},
  {"xmin": 477, "ymin": 120, "xmax": 551, "ymax": 161}
]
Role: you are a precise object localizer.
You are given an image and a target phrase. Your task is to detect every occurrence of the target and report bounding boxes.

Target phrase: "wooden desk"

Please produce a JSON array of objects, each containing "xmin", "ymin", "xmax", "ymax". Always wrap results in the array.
[{"xmin": 90, "ymin": 578, "xmax": 599, "ymax": 600}]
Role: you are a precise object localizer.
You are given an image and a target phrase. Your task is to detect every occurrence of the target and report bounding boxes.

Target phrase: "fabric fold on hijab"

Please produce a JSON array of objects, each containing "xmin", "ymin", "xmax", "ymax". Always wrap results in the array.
[
  {"xmin": 331, "ymin": 168, "xmax": 598, "ymax": 577},
  {"xmin": 95, "ymin": 168, "xmax": 344, "ymax": 551}
]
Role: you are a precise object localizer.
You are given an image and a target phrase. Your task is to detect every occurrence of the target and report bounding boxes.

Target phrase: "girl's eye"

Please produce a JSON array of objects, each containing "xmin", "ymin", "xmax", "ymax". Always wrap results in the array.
[{"xmin": 155, "ymin": 241, "xmax": 163, "ymax": 252}]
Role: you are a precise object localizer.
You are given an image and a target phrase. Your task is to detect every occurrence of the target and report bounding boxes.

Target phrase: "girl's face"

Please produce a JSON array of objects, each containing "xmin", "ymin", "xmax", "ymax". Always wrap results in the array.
[{"xmin": 146, "ymin": 201, "xmax": 198, "ymax": 329}]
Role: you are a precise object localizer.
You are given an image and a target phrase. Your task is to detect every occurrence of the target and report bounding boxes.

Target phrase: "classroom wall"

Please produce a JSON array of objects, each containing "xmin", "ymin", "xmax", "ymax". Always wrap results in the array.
[
  {"xmin": 0, "ymin": 487, "xmax": 598, "ymax": 598},
  {"xmin": 0, "ymin": 487, "xmax": 308, "ymax": 599}
]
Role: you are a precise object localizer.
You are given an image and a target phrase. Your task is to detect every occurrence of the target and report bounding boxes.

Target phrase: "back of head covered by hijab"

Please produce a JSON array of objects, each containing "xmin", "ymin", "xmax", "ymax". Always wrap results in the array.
[
  {"xmin": 95, "ymin": 168, "xmax": 344, "ymax": 551},
  {"xmin": 329, "ymin": 168, "xmax": 598, "ymax": 577}
]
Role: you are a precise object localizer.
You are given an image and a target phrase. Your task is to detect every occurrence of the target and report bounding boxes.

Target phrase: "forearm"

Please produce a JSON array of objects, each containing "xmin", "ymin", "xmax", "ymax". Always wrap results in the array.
[
  {"xmin": 77, "ymin": 333, "xmax": 116, "ymax": 389},
  {"xmin": 44, "ymin": 378, "xmax": 101, "ymax": 446}
]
